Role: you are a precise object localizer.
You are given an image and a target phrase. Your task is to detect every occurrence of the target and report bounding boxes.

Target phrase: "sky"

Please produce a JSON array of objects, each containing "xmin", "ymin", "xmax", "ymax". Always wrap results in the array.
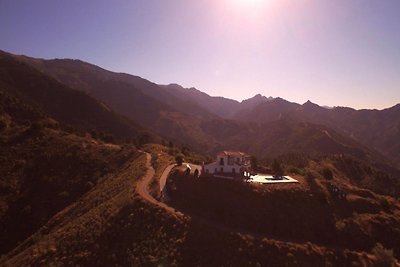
[{"xmin": 1, "ymin": 0, "xmax": 399, "ymax": 109}]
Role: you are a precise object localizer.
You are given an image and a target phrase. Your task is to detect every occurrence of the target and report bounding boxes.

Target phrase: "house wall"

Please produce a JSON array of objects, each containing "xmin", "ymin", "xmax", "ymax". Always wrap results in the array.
[
  {"xmin": 203, "ymin": 153, "xmax": 250, "ymax": 176},
  {"xmin": 204, "ymin": 160, "xmax": 243, "ymax": 175}
]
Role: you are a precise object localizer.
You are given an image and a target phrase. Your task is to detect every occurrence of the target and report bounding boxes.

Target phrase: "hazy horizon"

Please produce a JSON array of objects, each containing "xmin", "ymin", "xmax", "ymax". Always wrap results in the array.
[{"xmin": 1, "ymin": 0, "xmax": 399, "ymax": 109}]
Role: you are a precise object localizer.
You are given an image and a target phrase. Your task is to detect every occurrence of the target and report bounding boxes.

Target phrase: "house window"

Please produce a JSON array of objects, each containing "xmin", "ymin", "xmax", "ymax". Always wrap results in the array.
[
  {"xmin": 219, "ymin": 157, "xmax": 225, "ymax": 166},
  {"xmin": 228, "ymin": 156, "xmax": 234, "ymax": 165},
  {"xmin": 220, "ymin": 167, "xmax": 224, "ymax": 173}
]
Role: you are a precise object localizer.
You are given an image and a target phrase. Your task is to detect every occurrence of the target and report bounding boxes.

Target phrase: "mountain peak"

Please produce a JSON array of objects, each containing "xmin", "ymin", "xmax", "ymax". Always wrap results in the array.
[
  {"xmin": 302, "ymin": 100, "xmax": 322, "ymax": 110},
  {"xmin": 166, "ymin": 83, "xmax": 185, "ymax": 90},
  {"xmin": 241, "ymin": 94, "xmax": 272, "ymax": 104},
  {"xmin": 303, "ymin": 100, "xmax": 315, "ymax": 105}
]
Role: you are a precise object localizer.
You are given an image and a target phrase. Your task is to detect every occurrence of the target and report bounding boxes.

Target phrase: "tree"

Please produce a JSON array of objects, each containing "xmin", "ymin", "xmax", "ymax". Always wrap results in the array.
[
  {"xmin": 181, "ymin": 146, "xmax": 190, "ymax": 156},
  {"xmin": 272, "ymin": 159, "xmax": 285, "ymax": 178},
  {"xmin": 168, "ymin": 141, "xmax": 175, "ymax": 155},
  {"xmin": 137, "ymin": 133, "xmax": 151, "ymax": 147},
  {"xmin": 103, "ymin": 134, "xmax": 115, "ymax": 143},
  {"xmin": 322, "ymin": 167, "xmax": 333, "ymax": 180},
  {"xmin": 168, "ymin": 141, "xmax": 174, "ymax": 149},
  {"xmin": 175, "ymin": 154, "xmax": 184, "ymax": 166},
  {"xmin": 250, "ymin": 156, "xmax": 258, "ymax": 172}
]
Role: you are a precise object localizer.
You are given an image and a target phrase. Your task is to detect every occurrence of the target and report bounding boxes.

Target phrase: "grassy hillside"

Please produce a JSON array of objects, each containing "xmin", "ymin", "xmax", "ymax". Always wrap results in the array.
[
  {"xmin": 0, "ymin": 114, "xmax": 139, "ymax": 254},
  {"xmin": 0, "ymin": 58, "xmax": 147, "ymax": 255}
]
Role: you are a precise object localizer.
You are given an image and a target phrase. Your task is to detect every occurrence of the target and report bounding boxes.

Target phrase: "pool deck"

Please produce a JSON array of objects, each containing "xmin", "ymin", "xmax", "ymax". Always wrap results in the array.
[{"xmin": 247, "ymin": 174, "xmax": 298, "ymax": 184}]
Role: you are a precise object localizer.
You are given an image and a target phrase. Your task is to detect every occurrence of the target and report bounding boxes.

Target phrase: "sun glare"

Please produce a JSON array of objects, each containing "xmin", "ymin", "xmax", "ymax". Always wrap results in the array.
[
  {"xmin": 231, "ymin": 0, "xmax": 267, "ymax": 7},
  {"xmin": 225, "ymin": 0, "xmax": 271, "ymax": 19}
]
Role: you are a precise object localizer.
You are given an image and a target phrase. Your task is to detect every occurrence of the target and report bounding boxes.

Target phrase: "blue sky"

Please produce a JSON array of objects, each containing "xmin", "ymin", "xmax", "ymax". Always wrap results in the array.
[{"xmin": 1, "ymin": 0, "xmax": 399, "ymax": 109}]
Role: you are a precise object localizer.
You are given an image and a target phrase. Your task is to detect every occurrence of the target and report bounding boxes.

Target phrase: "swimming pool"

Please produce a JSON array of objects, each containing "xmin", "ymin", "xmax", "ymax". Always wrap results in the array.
[{"xmin": 248, "ymin": 174, "xmax": 298, "ymax": 184}]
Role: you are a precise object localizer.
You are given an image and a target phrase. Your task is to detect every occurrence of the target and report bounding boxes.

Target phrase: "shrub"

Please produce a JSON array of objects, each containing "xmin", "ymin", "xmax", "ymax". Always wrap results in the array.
[
  {"xmin": 335, "ymin": 220, "xmax": 346, "ymax": 231},
  {"xmin": 103, "ymin": 134, "xmax": 115, "ymax": 143},
  {"xmin": 29, "ymin": 121, "xmax": 44, "ymax": 134},
  {"xmin": 379, "ymin": 198, "xmax": 391, "ymax": 213},
  {"xmin": 372, "ymin": 243, "xmax": 396, "ymax": 267},
  {"xmin": 288, "ymin": 167, "xmax": 304, "ymax": 175},
  {"xmin": 0, "ymin": 119, "xmax": 6, "ymax": 131},
  {"xmin": 58, "ymin": 191, "xmax": 70, "ymax": 198},
  {"xmin": 137, "ymin": 133, "xmax": 151, "ymax": 147}
]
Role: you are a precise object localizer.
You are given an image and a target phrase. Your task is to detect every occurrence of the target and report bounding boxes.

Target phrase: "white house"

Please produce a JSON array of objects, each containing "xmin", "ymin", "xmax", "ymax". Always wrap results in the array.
[{"xmin": 202, "ymin": 151, "xmax": 251, "ymax": 177}]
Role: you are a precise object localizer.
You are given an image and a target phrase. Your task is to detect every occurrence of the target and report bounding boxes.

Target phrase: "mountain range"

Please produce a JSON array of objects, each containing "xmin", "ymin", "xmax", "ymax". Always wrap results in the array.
[{"xmin": 8, "ymin": 50, "xmax": 398, "ymax": 170}]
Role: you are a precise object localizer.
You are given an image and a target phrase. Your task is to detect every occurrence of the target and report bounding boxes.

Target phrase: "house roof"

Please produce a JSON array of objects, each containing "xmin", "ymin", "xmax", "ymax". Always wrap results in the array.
[{"xmin": 217, "ymin": 150, "xmax": 249, "ymax": 157}]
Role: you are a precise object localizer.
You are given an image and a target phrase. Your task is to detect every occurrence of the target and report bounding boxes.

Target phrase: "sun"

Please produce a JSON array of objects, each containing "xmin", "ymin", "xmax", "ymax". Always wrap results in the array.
[{"xmin": 231, "ymin": 0, "xmax": 267, "ymax": 6}]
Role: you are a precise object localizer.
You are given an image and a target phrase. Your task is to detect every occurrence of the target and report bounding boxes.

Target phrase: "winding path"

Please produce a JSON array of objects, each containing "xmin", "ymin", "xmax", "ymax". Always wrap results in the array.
[
  {"xmin": 136, "ymin": 152, "xmax": 183, "ymax": 216},
  {"xmin": 159, "ymin": 164, "xmax": 176, "ymax": 194}
]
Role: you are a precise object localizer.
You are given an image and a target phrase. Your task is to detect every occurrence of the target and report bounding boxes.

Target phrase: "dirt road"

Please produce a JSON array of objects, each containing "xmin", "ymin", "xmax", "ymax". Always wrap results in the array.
[
  {"xmin": 136, "ymin": 152, "xmax": 183, "ymax": 216},
  {"xmin": 159, "ymin": 164, "xmax": 176, "ymax": 193}
]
